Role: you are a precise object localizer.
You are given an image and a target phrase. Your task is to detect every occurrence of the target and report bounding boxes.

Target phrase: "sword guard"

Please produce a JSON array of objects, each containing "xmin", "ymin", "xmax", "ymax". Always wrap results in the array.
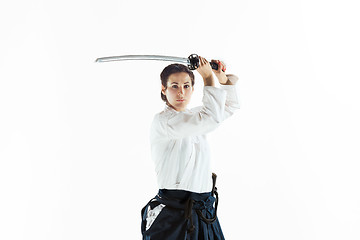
[{"xmin": 188, "ymin": 54, "xmax": 200, "ymax": 70}]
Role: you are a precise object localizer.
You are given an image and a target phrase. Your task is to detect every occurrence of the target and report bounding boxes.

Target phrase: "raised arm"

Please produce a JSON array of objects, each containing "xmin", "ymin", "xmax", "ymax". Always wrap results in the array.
[{"xmin": 211, "ymin": 59, "xmax": 240, "ymax": 119}]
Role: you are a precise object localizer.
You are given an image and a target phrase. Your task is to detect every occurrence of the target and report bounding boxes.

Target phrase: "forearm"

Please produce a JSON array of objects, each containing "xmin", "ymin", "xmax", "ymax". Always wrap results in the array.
[
  {"xmin": 219, "ymin": 74, "xmax": 238, "ymax": 86},
  {"xmin": 203, "ymin": 75, "xmax": 215, "ymax": 86},
  {"xmin": 220, "ymin": 78, "xmax": 234, "ymax": 85}
]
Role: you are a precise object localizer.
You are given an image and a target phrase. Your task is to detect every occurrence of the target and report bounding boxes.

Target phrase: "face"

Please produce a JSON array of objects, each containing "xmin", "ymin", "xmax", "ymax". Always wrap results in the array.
[{"xmin": 161, "ymin": 72, "xmax": 194, "ymax": 112}]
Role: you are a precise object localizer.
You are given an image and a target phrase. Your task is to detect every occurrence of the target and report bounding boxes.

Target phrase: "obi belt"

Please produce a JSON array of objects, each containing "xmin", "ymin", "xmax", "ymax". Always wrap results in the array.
[{"xmin": 141, "ymin": 174, "xmax": 225, "ymax": 240}]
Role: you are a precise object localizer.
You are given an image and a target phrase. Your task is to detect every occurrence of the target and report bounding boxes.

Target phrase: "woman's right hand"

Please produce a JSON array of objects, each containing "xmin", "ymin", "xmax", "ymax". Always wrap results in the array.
[{"xmin": 196, "ymin": 56, "xmax": 215, "ymax": 86}]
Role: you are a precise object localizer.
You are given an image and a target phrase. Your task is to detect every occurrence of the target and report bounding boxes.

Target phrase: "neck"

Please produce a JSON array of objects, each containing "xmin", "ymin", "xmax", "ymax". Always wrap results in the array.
[{"xmin": 166, "ymin": 102, "xmax": 185, "ymax": 112}]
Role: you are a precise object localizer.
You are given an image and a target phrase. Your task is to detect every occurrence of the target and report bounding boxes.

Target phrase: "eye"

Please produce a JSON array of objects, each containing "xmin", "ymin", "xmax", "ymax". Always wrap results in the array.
[
  {"xmin": 172, "ymin": 85, "xmax": 178, "ymax": 88},
  {"xmin": 184, "ymin": 85, "xmax": 190, "ymax": 88}
]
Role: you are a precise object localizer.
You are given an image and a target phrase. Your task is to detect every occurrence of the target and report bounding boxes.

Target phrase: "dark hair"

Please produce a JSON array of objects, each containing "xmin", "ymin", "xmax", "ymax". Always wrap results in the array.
[{"xmin": 160, "ymin": 64, "xmax": 195, "ymax": 102}]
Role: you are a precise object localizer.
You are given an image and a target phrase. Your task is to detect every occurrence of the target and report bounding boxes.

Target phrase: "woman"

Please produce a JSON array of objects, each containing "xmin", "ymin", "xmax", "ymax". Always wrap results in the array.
[{"xmin": 141, "ymin": 56, "xmax": 240, "ymax": 240}]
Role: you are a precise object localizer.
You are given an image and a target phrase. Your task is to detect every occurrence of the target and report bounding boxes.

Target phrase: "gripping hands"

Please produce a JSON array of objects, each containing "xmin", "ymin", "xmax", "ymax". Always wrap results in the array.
[{"xmin": 196, "ymin": 56, "xmax": 233, "ymax": 86}]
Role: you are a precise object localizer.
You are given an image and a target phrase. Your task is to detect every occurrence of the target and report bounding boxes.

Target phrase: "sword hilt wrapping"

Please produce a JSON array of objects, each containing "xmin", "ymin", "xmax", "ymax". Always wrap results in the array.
[
  {"xmin": 187, "ymin": 54, "xmax": 222, "ymax": 71},
  {"xmin": 210, "ymin": 62, "xmax": 220, "ymax": 71}
]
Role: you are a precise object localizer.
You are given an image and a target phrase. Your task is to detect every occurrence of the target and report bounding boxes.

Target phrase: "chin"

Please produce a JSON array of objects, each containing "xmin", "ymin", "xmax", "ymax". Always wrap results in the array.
[{"xmin": 173, "ymin": 104, "xmax": 187, "ymax": 112}]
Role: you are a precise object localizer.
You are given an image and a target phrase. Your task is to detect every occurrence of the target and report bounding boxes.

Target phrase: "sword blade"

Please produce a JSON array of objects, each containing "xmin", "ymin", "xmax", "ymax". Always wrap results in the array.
[{"xmin": 95, "ymin": 55, "xmax": 189, "ymax": 64}]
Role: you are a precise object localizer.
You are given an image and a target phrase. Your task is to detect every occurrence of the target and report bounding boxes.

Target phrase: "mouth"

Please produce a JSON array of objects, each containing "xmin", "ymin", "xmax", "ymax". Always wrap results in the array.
[{"xmin": 176, "ymin": 99, "xmax": 185, "ymax": 102}]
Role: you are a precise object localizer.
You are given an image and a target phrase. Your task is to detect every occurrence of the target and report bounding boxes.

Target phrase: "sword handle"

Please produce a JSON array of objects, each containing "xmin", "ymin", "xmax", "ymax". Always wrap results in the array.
[
  {"xmin": 210, "ymin": 62, "xmax": 219, "ymax": 71},
  {"xmin": 188, "ymin": 54, "xmax": 224, "ymax": 71}
]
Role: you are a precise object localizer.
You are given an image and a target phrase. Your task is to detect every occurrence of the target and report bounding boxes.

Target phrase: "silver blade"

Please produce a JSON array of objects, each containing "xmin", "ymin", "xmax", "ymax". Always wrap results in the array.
[{"xmin": 95, "ymin": 55, "xmax": 189, "ymax": 64}]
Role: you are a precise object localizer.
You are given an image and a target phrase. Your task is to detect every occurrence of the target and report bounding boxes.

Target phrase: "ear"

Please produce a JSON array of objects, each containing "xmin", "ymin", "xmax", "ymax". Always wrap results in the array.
[{"xmin": 161, "ymin": 85, "xmax": 166, "ymax": 95}]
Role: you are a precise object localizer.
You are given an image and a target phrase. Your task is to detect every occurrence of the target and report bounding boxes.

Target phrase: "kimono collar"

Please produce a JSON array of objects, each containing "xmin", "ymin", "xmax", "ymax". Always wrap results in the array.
[{"xmin": 164, "ymin": 104, "xmax": 190, "ymax": 113}]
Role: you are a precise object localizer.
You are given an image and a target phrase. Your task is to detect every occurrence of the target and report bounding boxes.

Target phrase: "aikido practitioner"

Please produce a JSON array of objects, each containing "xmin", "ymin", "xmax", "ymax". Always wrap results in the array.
[{"xmin": 141, "ymin": 56, "xmax": 240, "ymax": 239}]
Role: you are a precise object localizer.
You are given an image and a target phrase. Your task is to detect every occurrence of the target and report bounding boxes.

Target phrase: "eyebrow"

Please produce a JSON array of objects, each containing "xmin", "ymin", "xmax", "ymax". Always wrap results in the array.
[{"xmin": 171, "ymin": 82, "xmax": 190, "ymax": 85}]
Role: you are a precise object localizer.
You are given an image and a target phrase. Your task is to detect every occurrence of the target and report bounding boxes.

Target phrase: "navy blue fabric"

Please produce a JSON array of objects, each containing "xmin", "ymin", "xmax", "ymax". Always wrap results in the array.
[{"xmin": 141, "ymin": 189, "xmax": 225, "ymax": 240}]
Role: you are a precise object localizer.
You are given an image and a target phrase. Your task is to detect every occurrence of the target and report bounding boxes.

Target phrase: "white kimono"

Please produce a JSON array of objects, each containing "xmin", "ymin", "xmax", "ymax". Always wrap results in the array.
[{"xmin": 150, "ymin": 85, "xmax": 240, "ymax": 193}]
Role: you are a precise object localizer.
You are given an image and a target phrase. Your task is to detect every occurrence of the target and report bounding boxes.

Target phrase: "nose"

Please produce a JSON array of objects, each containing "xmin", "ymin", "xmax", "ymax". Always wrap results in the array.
[{"xmin": 178, "ymin": 86, "xmax": 184, "ymax": 95}]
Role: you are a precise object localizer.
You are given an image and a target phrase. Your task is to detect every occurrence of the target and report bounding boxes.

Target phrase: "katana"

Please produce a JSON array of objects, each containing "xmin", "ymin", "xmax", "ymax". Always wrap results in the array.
[{"xmin": 95, "ymin": 53, "xmax": 221, "ymax": 71}]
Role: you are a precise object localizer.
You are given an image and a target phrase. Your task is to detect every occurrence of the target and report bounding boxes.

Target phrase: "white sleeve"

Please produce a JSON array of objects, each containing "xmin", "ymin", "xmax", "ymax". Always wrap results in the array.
[
  {"xmin": 164, "ymin": 86, "xmax": 228, "ymax": 139},
  {"xmin": 220, "ymin": 84, "xmax": 241, "ymax": 119}
]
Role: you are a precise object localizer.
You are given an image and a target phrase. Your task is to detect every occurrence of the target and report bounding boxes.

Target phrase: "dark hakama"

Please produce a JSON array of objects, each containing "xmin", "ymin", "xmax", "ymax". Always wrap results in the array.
[{"xmin": 141, "ymin": 189, "xmax": 225, "ymax": 240}]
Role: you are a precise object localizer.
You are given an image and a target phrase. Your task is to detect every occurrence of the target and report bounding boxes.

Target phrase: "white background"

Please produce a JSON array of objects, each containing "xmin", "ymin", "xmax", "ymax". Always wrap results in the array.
[{"xmin": 1, "ymin": 0, "xmax": 359, "ymax": 239}]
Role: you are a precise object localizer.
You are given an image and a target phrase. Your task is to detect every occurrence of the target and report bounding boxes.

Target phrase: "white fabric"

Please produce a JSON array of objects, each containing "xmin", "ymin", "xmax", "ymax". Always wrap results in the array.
[
  {"xmin": 145, "ymin": 203, "xmax": 165, "ymax": 231},
  {"xmin": 150, "ymin": 85, "xmax": 240, "ymax": 193}
]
